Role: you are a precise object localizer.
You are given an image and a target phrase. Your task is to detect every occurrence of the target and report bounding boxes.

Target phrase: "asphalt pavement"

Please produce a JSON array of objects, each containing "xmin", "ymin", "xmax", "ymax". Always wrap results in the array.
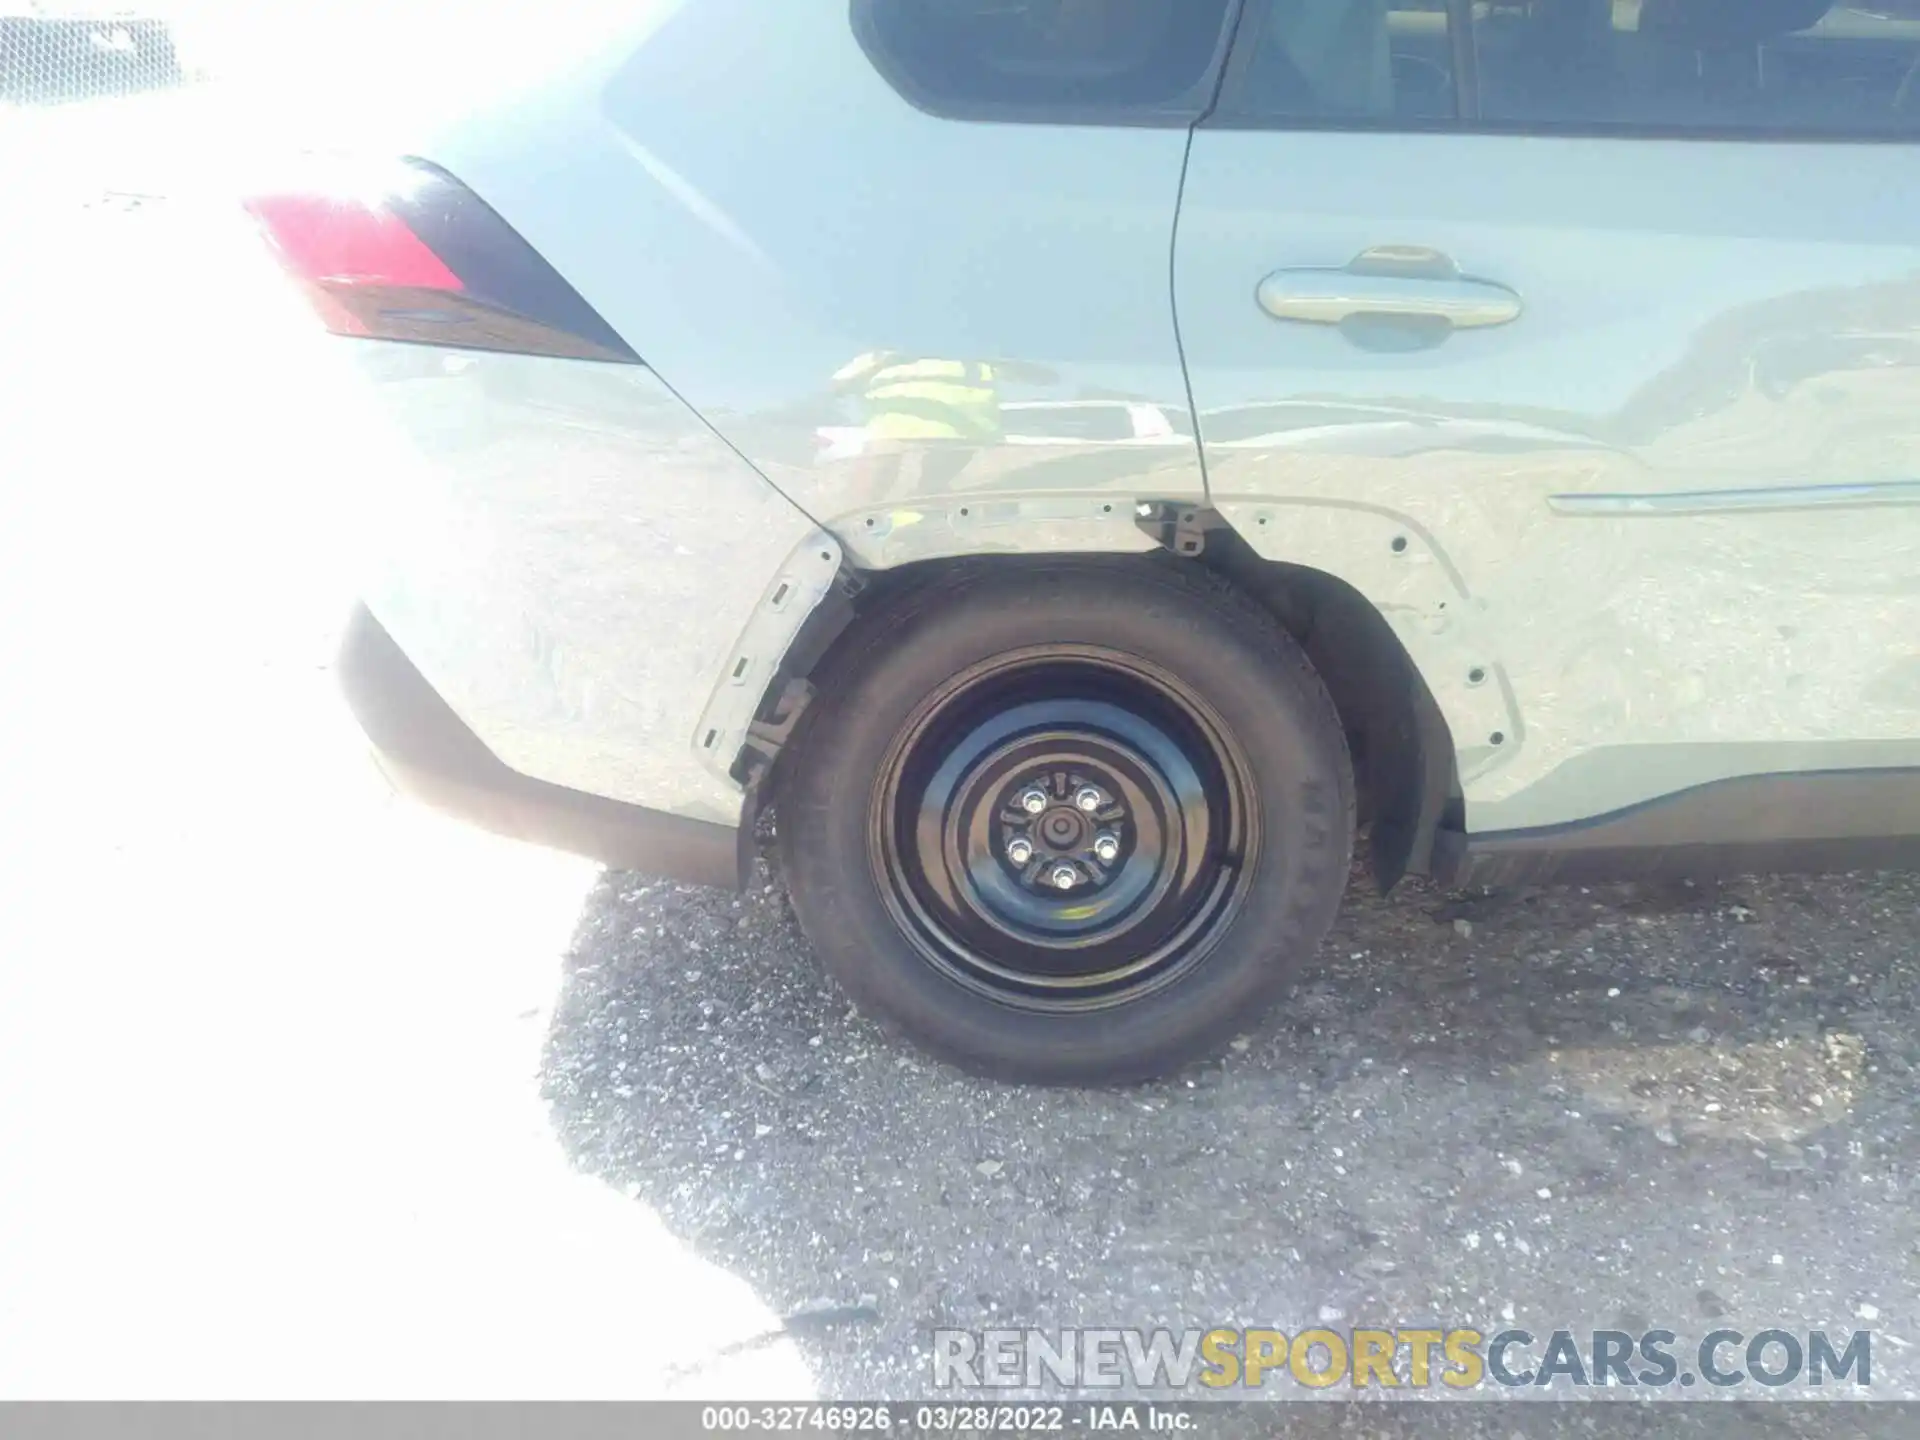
[{"xmin": 548, "ymin": 854, "xmax": 1920, "ymax": 1405}]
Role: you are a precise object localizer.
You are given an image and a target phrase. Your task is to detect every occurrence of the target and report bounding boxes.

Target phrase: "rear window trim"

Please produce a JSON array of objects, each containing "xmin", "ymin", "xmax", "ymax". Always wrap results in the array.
[
  {"xmin": 1200, "ymin": 111, "xmax": 1920, "ymax": 145},
  {"xmin": 850, "ymin": 0, "xmax": 1247, "ymax": 126}
]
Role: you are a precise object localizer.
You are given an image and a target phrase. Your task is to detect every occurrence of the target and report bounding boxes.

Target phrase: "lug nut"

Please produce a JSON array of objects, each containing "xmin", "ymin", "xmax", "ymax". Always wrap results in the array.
[
  {"xmin": 1093, "ymin": 834, "xmax": 1120, "ymax": 863},
  {"xmin": 1006, "ymin": 837, "xmax": 1034, "ymax": 866},
  {"xmin": 1019, "ymin": 788, "xmax": 1049, "ymax": 815},
  {"xmin": 1049, "ymin": 864, "xmax": 1079, "ymax": 890},
  {"xmin": 1073, "ymin": 786, "xmax": 1104, "ymax": 813}
]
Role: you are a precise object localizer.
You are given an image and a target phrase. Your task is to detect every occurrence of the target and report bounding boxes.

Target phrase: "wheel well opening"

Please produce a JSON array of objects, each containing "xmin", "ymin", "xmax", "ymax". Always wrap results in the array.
[
  {"xmin": 1195, "ymin": 528, "xmax": 1461, "ymax": 890},
  {"xmin": 762, "ymin": 542, "xmax": 1460, "ymax": 890}
]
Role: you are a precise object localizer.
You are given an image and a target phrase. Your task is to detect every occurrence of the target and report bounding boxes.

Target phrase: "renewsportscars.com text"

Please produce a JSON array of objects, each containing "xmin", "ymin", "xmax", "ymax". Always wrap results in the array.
[{"xmin": 933, "ymin": 1326, "xmax": 1873, "ymax": 1391}]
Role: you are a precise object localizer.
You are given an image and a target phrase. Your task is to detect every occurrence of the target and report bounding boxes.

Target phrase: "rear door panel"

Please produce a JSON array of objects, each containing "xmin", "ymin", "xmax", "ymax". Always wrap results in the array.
[{"xmin": 1176, "ymin": 16, "xmax": 1920, "ymax": 834}]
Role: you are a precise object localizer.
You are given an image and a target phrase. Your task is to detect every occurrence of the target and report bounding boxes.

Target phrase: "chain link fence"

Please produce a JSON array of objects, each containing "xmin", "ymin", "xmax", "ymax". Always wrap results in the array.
[
  {"xmin": 1, "ymin": 6, "xmax": 192, "ymax": 105},
  {"xmin": 0, "ymin": 2, "xmax": 403, "ymax": 200},
  {"xmin": 1, "ymin": 3, "xmax": 594, "ymax": 203}
]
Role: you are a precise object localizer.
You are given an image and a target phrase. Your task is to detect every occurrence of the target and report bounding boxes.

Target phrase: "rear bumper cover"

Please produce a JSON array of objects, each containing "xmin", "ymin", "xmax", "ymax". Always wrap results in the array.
[{"xmin": 338, "ymin": 604, "xmax": 744, "ymax": 890}]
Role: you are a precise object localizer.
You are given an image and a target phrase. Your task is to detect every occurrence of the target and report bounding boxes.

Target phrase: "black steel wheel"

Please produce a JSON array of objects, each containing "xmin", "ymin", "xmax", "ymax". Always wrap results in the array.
[
  {"xmin": 780, "ymin": 560, "xmax": 1354, "ymax": 1085},
  {"xmin": 871, "ymin": 647, "xmax": 1257, "ymax": 1011}
]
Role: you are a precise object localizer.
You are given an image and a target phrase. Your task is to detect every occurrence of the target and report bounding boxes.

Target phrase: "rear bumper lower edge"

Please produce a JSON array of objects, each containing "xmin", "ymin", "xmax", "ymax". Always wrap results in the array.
[{"xmin": 337, "ymin": 603, "xmax": 744, "ymax": 890}]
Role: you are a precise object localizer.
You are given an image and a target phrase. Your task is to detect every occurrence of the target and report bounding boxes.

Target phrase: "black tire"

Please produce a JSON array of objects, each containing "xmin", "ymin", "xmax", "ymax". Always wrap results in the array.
[{"xmin": 777, "ymin": 559, "xmax": 1355, "ymax": 1085}]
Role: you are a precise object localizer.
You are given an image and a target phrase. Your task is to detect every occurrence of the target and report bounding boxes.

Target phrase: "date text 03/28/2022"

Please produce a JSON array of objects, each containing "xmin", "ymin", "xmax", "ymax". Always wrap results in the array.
[{"xmin": 701, "ymin": 1405, "xmax": 1176, "ymax": 1432}]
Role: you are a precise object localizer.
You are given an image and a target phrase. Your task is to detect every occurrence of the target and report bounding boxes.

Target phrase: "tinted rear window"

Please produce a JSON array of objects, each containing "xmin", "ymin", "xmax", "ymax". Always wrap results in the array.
[
  {"xmin": 857, "ymin": 0, "xmax": 1237, "ymax": 120},
  {"xmin": 1475, "ymin": 0, "xmax": 1920, "ymax": 137},
  {"xmin": 1216, "ymin": 0, "xmax": 1920, "ymax": 138}
]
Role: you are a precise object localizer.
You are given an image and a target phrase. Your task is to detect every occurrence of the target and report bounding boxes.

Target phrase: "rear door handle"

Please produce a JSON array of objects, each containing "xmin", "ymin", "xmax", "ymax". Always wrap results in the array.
[{"xmin": 1257, "ymin": 246, "xmax": 1522, "ymax": 331}]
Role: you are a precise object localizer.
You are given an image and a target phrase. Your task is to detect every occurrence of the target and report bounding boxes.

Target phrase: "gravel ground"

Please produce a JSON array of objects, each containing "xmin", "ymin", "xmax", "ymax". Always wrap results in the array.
[{"xmin": 547, "ymin": 851, "xmax": 1920, "ymax": 1408}]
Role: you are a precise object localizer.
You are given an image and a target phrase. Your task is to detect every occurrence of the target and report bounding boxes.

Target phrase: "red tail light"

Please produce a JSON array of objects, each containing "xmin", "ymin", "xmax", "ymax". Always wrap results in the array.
[{"xmin": 244, "ymin": 159, "xmax": 638, "ymax": 365}]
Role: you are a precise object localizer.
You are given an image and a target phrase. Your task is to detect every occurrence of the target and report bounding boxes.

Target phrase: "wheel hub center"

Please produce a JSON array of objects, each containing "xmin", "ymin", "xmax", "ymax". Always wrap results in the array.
[
  {"xmin": 1040, "ymin": 810, "xmax": 1085, "ymax": 848},
  {"xmin": 997, "ymin": 769, "xmax": 1135, "ymax": 893}
]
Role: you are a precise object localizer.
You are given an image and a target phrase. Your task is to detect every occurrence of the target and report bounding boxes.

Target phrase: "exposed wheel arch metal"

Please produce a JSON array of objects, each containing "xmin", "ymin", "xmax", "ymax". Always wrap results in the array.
[{"xmin": 744, "ymin": 543, "xmax": 1459, "ymax": 892}]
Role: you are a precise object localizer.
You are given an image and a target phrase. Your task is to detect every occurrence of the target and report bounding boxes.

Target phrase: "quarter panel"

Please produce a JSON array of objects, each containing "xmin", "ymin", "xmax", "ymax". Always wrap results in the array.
[
  {"xmin": 343, "ymin": 341, "xmax": 820, "ymax": 825},
  {"xmin": 409, "ymin": 0, "xmax": 1209, "ymax": 552}
]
